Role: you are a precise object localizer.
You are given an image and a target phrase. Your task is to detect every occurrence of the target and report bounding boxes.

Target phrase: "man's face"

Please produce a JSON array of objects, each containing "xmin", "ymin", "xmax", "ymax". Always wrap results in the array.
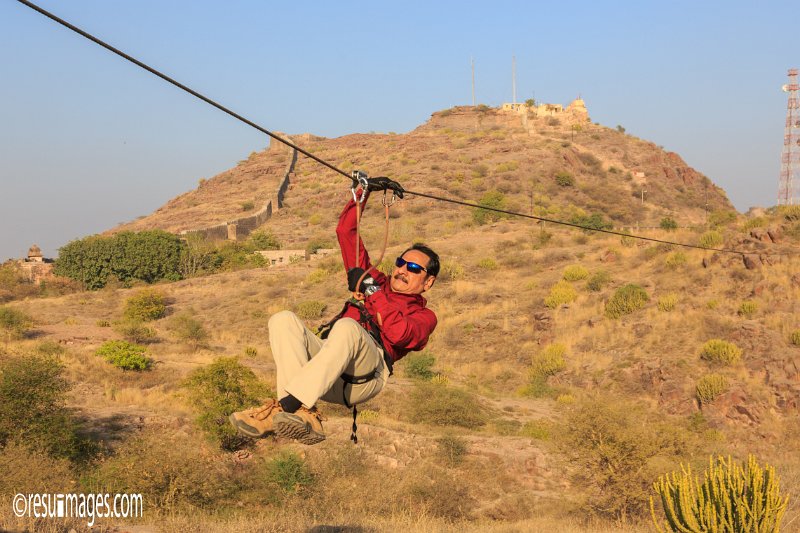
[{"xmin": 389, "ymin": 249, "xmax": 436, "ymax": 295}]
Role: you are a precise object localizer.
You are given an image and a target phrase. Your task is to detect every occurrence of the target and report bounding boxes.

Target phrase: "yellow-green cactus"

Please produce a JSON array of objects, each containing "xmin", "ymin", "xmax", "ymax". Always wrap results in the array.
[{"xmin": 651, "ymin": 455, "xmax": 789, "ymax": 533}]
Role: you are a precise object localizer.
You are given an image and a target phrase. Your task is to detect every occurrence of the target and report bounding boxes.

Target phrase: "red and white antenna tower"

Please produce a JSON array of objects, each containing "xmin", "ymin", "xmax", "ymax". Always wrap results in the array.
[{"xmin": 778, "ymin": 68, "xmax": 800, "ymax": 205}]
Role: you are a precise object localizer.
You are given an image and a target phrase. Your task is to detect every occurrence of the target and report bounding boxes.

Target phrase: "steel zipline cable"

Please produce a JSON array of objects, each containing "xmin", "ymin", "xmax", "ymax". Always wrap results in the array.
[
  {"xmin": 15, "ymin": 0, "xmax": 794, "ymax": 259},
  {"xmin": 14, "ymin": 0, "xmax": 351, "ymax": 182}
]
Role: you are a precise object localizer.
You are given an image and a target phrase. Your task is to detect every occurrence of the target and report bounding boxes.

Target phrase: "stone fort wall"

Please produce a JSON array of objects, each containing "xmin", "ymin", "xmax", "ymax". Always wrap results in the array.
[{"xmin": 180, "ymin": 141, "xmax": 297, "ymax": 241}]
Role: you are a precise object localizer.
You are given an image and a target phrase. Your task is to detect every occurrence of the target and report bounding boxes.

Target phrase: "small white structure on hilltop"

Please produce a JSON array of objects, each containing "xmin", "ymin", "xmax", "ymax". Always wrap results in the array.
[{"xmin": 502, "ymin": 97, "xmax": 590, "ymax": 122}]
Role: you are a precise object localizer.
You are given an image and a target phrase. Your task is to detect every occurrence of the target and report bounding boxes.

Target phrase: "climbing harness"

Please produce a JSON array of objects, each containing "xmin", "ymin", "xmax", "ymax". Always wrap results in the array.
[
  {"xmin": 316, "ymin": 298, "xmax": 394, "ymax": 444},
  {"xmin": 316, "ymin": 172, "xmax": 399, "ymax": 443}
]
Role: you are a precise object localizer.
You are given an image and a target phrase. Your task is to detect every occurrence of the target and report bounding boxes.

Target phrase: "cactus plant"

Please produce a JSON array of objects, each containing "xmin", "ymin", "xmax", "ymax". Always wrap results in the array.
[{"xmin": 651, "ymin": 455, "xmax": 789, "ymax": 533}]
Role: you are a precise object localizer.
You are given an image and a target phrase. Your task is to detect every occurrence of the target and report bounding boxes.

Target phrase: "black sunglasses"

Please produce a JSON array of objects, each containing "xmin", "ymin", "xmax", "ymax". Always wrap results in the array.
[{"xmin": 395, "ymin": 256, "xmax": 428, "ymax": 274}]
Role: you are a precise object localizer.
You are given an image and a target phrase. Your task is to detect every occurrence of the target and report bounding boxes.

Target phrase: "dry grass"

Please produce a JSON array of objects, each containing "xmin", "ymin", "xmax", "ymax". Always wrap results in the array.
[{"xmin": 4, "ymin": 110, "xmax": 800, "ymax": 531}]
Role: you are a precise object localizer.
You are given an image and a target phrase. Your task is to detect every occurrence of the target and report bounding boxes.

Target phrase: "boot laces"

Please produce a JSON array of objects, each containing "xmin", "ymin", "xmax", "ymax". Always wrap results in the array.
[
  {"xmin": 301, "ymin": 406, "xmax": 326, "ymax": 422},
  {"xmin": 253, "ymin": 399, "xmax": 280, "ymax": 420}
]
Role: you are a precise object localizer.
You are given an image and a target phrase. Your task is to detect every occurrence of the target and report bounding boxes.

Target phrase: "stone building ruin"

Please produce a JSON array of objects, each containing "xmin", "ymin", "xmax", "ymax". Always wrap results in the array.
[
  {"xmin": 17, "ymin": 244, "xmax": 55, "ymax": 283},
  {"xmin": 502, "ymin": 97, "xmax": 590, "ymax": 123}
]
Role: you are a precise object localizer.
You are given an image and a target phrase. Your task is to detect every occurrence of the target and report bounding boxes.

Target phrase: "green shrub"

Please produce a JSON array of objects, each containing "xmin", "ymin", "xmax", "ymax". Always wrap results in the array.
[
  {"xmin": 439, "ymin": 260, "xmax": 465, "ymax": 281},
  {"xmin": 436, "ymin": 434, "xmax": 468, "ymax": 466},
  {"xmin": 240, "ymin": 201, "xmax": 255, "ymax": 212},
  {"xmin": 700, "ymin": 339, "xmax": 742, "ymax": 365},
  {"xmin": 742, "ymin": 217, "xmax": 767, "ymax": 231},
  {"xmin": 556, "ymin": 393, "xmax": 576, "ymax": 404},
  {"xmin": 554, "ymin": 171, "xmax": 575, "ymax": 187},
  {"xmin": 477, "ymin": 258, "xmax": 498, "ymax": 270},
  {"xmin": 472, "ymin": 190, "xmax": 510, "ymax": 225},
  {"xmin": 294, "ymin": 300, "xmax": 327, "ymax": 320},
  {"xmin": 586, "ymin": 270, "xmax": 611, "ymax": 292},
  {"xmin": 306, "ymin": 269, "xmax": 329, "ymax": 284},
  {"xmin": 404, "ymin": 351, "xmax": 436, "ymax": 380},
  {"xmin": 698, "ymin": 231, "xmax": 723, "ymax": 249},
  {"xmin": 248, "ymin": 230, "xmax": 281, "ymax": 250},
  {"xmin": 530, "ymin": 343, "xmax": 567, "ymax": 380},
  {"xmin": 408, "ymin": 383, "xmax": 487, "ymax": 429},
  {"xmin": 545, "ymin": 280, "xmax": 578, "ymax": 309},
  {"xmin": 96, "ymin": 319, "xmax": 111, "ymax": 327},
  {"xmin": 123, "ymin": 289, "xmax": 167, "ymax": 322},
  {"xmin": 0, "ymin": 354, "xmax": 90, "ymax": 460},
  {"xmin": 243, "ymin": 346, "xmax": 258, "ymax": 357},
  {"xmin": 521, "ymin": 344, "xmax": 567, "ymax": 399},
  {"xmin": 492, "ymin": 418, "xmax": 521, "ymax": 436},
  {"xmin": 571, "ymin": 213, "xmax": 613, "ymax": 232},
  {"xmin": 495, "ymin": 161, "xmax": 519, "ymax": 173},
  {"xmin": 520, "ymin": 420, "xmax": 550, "ymax": 440},
  {"xmin": 659, "ymin": 217, "xmax": 678, "ymax": 231},
  {"xmin": 664, "ymin": 252, "xmax": 687, "ymax": 270},
  {"xmin": 36, "ymin": 340, "xmax": 64, "ymax": 356},
  {"xmin": 305, "ymin": 237, "xmax": 332, "ymax": 255},
  {"xmin": 264, "ymin": 451, "xmax": 314, "ymax": 494},
  {"xmin": 96, "ymin": 340, "xmax": 152, "ymax": 371},
  {"xmin": 708, "ymin": 210, "xmax": 737, "ymax": 228},
  {"xmin": 202, "ymin": 241, "xmax": 267, "ymax": 272},
  {"xmin": 790, "ymin": 330, "xmax": 800, "ymax": 346},
  {"xmin": 81, "ymin": 429, "xmax": 232, "ymax": 511},
  {"xmin": 657, "ymin": 294, "xmax": 678, "ymax": 312},
  {"xmin": 183, "ymin": 357, "xmax": 272, "ymax": 450},
  {"xmin": 0, "ymin": 306, "xmax": 33, "ymax": 342},
  {"xmin": 737, "ymin": 300, "xmax": 758, "ymax": 318},
  {"xmin": 167, "ymin": 312, "xmax": 209, "ymax": 350},
  {"xmin": 605, "ymin": 284, "xmax": 649, "ymax": 318},
  {"xmin": 695, "ymin": 374, "xmax": 729, "ymax": 404},
  {"xmin": 651, "ymin": 455, "xmax": 789, "ymax": 533},
  {"xmin": 55, "ymin": 230, "xmax": 183, "ymax": 289},
  {"xmin": 562, "ymin": 264, "xmax": 589, "ymax": 281},
  {"xmin": 779, "ymin": 205, "xmax": 800, "ymax": 221},
  {"xmin": 471, "ymin": 163, "xmax": 488, "ymax": 178},
  {"xmin": 561, "ymin": 397, "xmax": 686, "ymax": 521},
  {"xmin": 113, "ymin": 320, "xmax": 157, "ymax": 343}
]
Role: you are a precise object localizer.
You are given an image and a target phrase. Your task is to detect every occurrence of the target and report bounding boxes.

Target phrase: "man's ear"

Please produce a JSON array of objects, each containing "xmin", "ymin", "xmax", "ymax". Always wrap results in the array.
[{"xmin": 423, "ymin": 275, "xmax": 436, "ymax": 292}]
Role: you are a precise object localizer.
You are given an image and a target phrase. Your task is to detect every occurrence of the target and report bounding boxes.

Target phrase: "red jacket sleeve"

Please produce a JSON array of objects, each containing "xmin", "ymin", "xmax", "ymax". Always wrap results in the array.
[{"xmin": 336, "ymin": 191, "xmax": 372, "ymax": 272}]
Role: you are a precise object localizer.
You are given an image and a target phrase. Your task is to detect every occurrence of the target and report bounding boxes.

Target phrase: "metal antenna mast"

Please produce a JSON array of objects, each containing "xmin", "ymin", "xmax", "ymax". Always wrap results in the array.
[
  {"xmin": 779, "ymin": 68, "xmax": 800, "ymax": 205},
  {"xmin": 471, "ymin": 57, "xmax": 476, "ymax": 106},
  {"xmin": 512, "ymin": 55, "xmax": 517, "ymax": 104}
]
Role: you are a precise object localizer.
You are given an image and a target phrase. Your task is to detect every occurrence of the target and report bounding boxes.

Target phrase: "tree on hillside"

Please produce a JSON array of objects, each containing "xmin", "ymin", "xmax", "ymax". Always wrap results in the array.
[{"xmin": 55, "ymin": 231, "xmax": 183, "ymax": 289}]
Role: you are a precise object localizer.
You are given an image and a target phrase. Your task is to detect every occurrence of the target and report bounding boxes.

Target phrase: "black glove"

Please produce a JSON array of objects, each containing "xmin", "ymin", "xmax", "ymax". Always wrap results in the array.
[
  {"xmin": 347, "ymin": 268, "xmax": 380, "ymax": 296},
  {"xmin": 366, "ymin": 177, "xmax": 404, "ymax": 199}
]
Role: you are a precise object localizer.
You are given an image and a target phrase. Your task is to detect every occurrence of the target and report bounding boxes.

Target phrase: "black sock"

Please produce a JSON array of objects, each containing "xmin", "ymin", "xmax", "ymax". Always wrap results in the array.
[{"xmin": 279, "ymin": 394, "xmax": 302, "ymax": 413}]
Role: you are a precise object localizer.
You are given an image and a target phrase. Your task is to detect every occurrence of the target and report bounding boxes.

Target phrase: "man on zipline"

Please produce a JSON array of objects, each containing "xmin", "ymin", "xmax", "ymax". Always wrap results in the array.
[{"xmin": 230, "ymin": 176, "xmax": 439, "ymax": 444}]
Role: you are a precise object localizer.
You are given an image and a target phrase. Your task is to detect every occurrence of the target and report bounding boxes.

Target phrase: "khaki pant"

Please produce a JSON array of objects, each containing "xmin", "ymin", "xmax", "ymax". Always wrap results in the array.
[{"xmin": 269, "ymin": 310, "xmax": 389, "ymax": 408}]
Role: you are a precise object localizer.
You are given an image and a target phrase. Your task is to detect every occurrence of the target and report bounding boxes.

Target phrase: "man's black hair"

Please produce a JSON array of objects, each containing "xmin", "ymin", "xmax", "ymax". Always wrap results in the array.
[{"xmin": 402, "ymin": 243, "xmax": 440, "ymax": 277}]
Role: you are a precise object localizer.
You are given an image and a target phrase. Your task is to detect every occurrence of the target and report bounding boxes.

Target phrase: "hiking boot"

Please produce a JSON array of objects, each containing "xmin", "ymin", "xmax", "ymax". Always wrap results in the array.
[
  {"xmin": 229, "ymin": 399, "xmax": 283, "ymax": 438},
  {"xmin": 273, "ymin": 406, "xmax": 326, "ymax": 445}
]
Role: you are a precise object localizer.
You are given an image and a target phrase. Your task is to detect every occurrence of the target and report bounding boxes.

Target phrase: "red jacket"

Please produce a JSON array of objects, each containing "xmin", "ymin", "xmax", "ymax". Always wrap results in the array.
[{"xmin": 335, "ymin": 192, "xmax": 437, "ymax": 362}]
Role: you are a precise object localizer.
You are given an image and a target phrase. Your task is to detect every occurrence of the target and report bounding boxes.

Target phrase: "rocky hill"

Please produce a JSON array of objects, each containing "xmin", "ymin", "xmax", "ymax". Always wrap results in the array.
[{"xmin": 113, "ymin": 105, "xmax": 734, "ymax": 244}]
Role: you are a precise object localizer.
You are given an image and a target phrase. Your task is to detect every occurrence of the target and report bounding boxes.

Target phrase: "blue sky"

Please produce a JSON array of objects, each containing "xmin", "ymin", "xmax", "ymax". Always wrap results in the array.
[{"xmin": 1, "ymin": 0, "xmax": 797, "ymax": 261}]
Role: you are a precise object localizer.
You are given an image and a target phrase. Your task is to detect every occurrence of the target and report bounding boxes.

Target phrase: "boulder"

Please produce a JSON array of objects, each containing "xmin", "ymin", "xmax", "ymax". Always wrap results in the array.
[{"xmin": 743, "ymin": 254, "xmax": 760, "ymax": 270}]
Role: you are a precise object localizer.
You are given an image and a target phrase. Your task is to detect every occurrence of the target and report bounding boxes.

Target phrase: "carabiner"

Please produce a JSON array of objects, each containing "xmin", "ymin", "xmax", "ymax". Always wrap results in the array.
[
  {"xmin": 382, "ymin": 190, "xmax": 397, "ymax": 207},
  {"xmin": 351, "ymin": 170, "xmax": 369, "ymax": 204}
]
